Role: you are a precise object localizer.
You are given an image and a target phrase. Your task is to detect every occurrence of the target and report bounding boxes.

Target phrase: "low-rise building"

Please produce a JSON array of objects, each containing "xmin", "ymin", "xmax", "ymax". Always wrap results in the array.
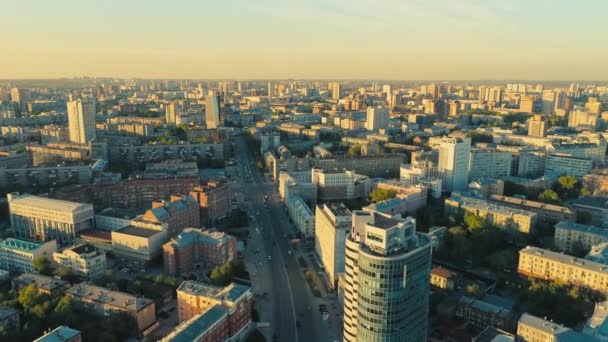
[
  {"xmin": 517, "ymin": 313, "xmax": 589, "ymax": 342},
  {"xmin": 8, "ymin": 193, "xmax": 94, "ymax": 245},
  {"xmin": 455, "ymin": 296, "xmax": 514, "ymax": 332},
  {"xmin": 518, "ymin": 246, "xmax": 608, "ymax": 293},
  {"xmin": 0, "ymin": 238, "xmax": 57, "ymax": 273},
  {"xmin": 445, "ymin": 193, "xmax": 537, "ymax": 234},
  {"xmin": 0, "ymin": 308, "xmax": 20, "ymax": 333},
  {"xmin": 489, "ymin": 195, "xmax": 574, "ymax": 224},
  {"xmin": 111, "ymin": 226, "xmax": 169, "ymax": 268},
  {"xmin": 66, "ymin": 283, "xmax": 157, "ymax": 334},
  {"xmin": 554, "ymin": 221, "xmax": 608, "ymax": 253},
  {"xmin": 12, "ymin": 273, "xmax": 70, "ymax": 295},
  {"xmin": 141, "ymin": 195, "xmax": 200, "ymax": 236},
  {"xmin": 572, "ymin": 196, "xmax": 608, "ymax": 228},
  {"xmin": 176, "ymin": 281, "xmax": 253, "ymax": 340},
  {"xmin": 142, "ymin": 160, "xmax": 199, "ymax": 179},
  {"xmin": 430, "ymin": 266, "xmax": 456, "ymax": 290},
  {"xmin": 163, "ymin": 228, "xmax": 237, "ymax": 276},
  {"xmin": 311, "ymin": 168, "xmax": 371, "ymax": 201},
  {"xmin": 34, "ymin": 326, "xmax": 82, "ymax": 342},
  {"xmin": 161, "ymin": 305, "xmax": 230, "ymax": 342},
  {"xmin": 286, "ymin": 193, "xmax": 315, "ymax": 238},
  {"xmin": 53, "ymin": 243, "xmax": 106, "ymax": 280}
]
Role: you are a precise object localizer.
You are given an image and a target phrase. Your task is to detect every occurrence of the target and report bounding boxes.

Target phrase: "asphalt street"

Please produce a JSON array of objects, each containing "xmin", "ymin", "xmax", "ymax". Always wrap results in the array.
[{"xmin": 235, "ymin": 136, "xmax": 330, "ymax": 342}]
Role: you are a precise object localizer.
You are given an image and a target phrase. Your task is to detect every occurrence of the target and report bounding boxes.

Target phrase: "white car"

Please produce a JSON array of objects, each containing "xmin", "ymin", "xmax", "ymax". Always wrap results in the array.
[{"xmin": 267, "ymin": 255, "xmax": 272, "ymax": 260}]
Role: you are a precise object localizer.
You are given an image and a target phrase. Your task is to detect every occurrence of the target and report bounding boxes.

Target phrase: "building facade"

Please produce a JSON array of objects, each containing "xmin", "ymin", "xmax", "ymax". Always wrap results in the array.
[
  {"xmin": 0, "ymin": 238, "xmax": 57, "ymax": 273},
  {"xmin": 163, "ymin": 228, "xmax": 237, "ymax": 276},
  {"xmin": 67, "ymin": 100, "xmax": 97, "ymax": 144},
  {"xmin": 189, "ymin": 181, "xmax": 232, "ymax": 225},
  {"xmin": 8, "ymin": 193, "xmax": 94, "ymax": 245},
  {"xmin": 53, "ymin": 243, "xmax": 106, "ymax": 280},
  {"xmin": 518, "ymin": 246, "xmax": 608, "ymax": 294},
  {"xmin": 342, "ymin": 211, "xmax": 432, "ymax": 342},
  {"xmin": 315, "ymin": 203, "xmax": 351, "ymax": 289},
  {"xmin": 439, "ymin": 136, "xmax": 471, "ymax": 192}
]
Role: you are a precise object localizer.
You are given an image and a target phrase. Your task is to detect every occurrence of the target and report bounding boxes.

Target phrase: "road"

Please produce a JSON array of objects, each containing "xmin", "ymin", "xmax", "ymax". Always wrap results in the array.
[{"xmin": 234, "ymin": 136, "xmax": 325, "ymax": 342}]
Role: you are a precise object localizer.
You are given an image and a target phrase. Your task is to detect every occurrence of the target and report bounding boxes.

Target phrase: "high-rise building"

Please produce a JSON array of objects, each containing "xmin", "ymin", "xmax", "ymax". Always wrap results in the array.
[
  {"xmin": 10, "ymin": 87, "xmax": 30, "ymax": 113},
  {"xmin": 520, "ymin": 95, "xmax": 536, "ymax": 113},
  {"xmin": 315, "ymin": 203, "xmax": 351, "ymax": 289},
  {"xmin": 568, "ymin": 109, "xmax": 599, "ymax": 130},
  {"xmin": 366, "ymin": 106, "xmax": 389, "ymax": 132},
  {"xmin": 528, "ymin": 114, "xmax": 547, "ymax": 137},
  {"xmin": 342, "ymin": 211, "xmax": 432, "ymax": 342},
  {"xmin": 205, "ymin": 90, "xmax": 220, "ymax": 129},
  {"xmin": 67, "ymin": 100, "xmax": 97, "ymax": 144},
  {"xmin": 541, "ymin": 90, "xmax": 557, "ymax": 114},
  {"xmin": 268, "ymin": 81, "xmax": 276, "ymax": 97},
  {"xmin": 165, "ymin": 102, "xmax": 177, "ymax": 125},
  {"xmin": 468, "ymin": 148, "xmax": 512, "ymax": 181},
  {"xmin": 331, "ymin": 82, "xmax": 341, "ymax": 101},
  {"xmin": 439, "ymin": 136, "xmax": 471, "ymax": 192}
]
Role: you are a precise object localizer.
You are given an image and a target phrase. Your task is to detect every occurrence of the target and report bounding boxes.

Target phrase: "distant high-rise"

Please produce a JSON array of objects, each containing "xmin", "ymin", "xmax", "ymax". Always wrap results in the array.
[
  {"xmin": 528, "ymin": 114, "xmax": 547, "ymax": 137},
  {"xmin": 520, "ymin": 95, "xmax": 536, "ymax": 113},
  {"xmin": 205, "ymin": 90, "xmax": 220, "ymax": 129},
  {"xmin": 366, "ymin": 106, "xmax": 389, "ymax": 132},
  {"xmin": 10, "ymin": 87, "xmax": 30, "ymax": 113},
  {"xmin": 439, "ymin": 136, "xmax": 471, "ymax": 192},
  {"xmin": 331, "ymin": 82, "xmax": 341, "ymax": 101},
  {"xmin": 67, "ymin": 99, "xmax": 96, "ymax": 144},
  {"xmin": 343, "ymin": 210, "xmax": 431, "ymax": 342},
  {"xmin": 541, "ymin": 90, "xmax": 557, "ymax": 115},
  {"xmin": 268, "ymin": 82, "xmax": 276, "ymax": 98},
  {"xmin": 165, "ymin": 102, "xmax": 177, "ymax": 125}
]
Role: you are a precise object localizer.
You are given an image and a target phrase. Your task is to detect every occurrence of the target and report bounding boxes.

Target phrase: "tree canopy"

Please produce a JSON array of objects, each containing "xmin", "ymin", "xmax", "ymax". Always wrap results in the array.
[{"xmin": 370, "ymin": 188, "xmax": 397, "ymax": 203}]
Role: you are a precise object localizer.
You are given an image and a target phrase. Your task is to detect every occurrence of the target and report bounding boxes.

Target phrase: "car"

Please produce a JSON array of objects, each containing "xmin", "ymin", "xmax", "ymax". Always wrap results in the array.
[{"xmin": 267, "ymin": 255, "xmax": 272, "ymax": 260}]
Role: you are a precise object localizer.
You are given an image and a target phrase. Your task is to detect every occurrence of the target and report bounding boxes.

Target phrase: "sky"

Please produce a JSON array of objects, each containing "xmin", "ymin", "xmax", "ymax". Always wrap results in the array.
[{"xmin": 2, "ymin": 0, "xmax": 607, "ymax": 80}]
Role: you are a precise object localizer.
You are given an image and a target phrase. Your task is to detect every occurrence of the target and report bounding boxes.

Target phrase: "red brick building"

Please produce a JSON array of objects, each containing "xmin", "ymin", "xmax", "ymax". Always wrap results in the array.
[
  {"xmin": 52, "ymin": 177, "xmax": 200, "ymax": 209},
  {"xmin": 141, "ymin": 195, "xmax": 200, "ymax": 236},
  {"xmin": 189, "ymin": 180, "xmax": 232, "ymax": 225},
  {"xmin": 170, "ymin": 281, "xmax": 253, "ymax": 341},
  {"xmin": 162, "ymin": 228, "xmax": 237, "ymax": 275}
]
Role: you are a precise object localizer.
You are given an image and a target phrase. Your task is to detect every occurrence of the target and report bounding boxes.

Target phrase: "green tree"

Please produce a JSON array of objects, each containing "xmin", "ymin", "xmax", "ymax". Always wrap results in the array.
[
  {"xmin": 538, "ymin": 189, "xmax": 560, "ymax": 204},
  {"xmin": 18, "ymin": 285, "xmax": 43, "ymax": 311},
  {"xmin": 554, "ymin": 175, "xmax": 580, "ymax": 199},
  {"xmin": 466, "ymin": 284, "xmax": 481, "ymax": 297},
  {"xmin": 33, "ymin": 256, "xmax": 52, "ymax": 275},
  {"xmin": 463, "ymin": 212, "xmax": 485, "ymax": 231},
  {"xmin": 347, "ymin": 145, "xmax": 361, "ymax": 157},
  {"xmin": 370, "ymin": 189, "xmax": 397, "ymax": 203}
]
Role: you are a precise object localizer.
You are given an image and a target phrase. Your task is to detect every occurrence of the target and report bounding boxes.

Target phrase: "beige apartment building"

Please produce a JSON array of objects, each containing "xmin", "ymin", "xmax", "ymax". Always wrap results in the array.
[
  {"xmin": 518, "ymin": 246, "xmax": 608, "ymax": 294},
  {"xmin": 314, "ymin": 203, "xmax": 351, "ymax": 289},
  {"xmin": 53, "ymin": 243, "xmax": 106, "ymax": 280},
  {"xmin": 445, "ymin": 193, "xmax": 537, "ymax": 234}
]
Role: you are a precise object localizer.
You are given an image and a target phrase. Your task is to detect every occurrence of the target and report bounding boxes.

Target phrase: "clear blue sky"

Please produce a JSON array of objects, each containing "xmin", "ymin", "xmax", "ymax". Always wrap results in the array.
[{"xmin": 3, "ymin": 0, "xmax": 607, "ymax": 80}]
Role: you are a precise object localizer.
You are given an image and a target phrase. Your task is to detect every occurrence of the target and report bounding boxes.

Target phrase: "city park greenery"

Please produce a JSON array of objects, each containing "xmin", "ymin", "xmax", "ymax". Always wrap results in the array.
[{"xmin": 369, "ymin": 188, "xmax": 397, "ymax": 203}]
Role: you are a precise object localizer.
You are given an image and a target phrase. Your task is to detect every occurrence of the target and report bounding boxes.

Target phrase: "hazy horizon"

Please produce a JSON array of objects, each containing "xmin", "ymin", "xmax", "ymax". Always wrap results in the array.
[{"xmin": 3, "ymin": 0, "xmax": 607, "ymax": 80}]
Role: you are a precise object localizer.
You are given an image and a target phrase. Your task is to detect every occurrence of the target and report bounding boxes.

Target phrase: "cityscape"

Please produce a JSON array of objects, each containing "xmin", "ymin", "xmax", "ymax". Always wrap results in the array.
[{"xmin": 2, "ymin": 1, "xmax": 608, "ymax": 342}]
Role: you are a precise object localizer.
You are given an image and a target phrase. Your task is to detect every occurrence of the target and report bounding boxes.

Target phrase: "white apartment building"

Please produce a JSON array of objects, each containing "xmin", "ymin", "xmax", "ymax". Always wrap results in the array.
[
  {"xmin": 0, "ymin": 238, "xmax": 57, "ymax": 273},
  {"xmin": 67, "ymin": 99, "xmax": 96, "ymax": 144},
  {"xmin": 315, "ymin": 203, "xmax": 351, "ymax": 289},
  {"xmin": 366, "ymin": 106, "xmax": 389, "ymax": 132},
  {"xmin": 544, "ymin": 153, "xmax": 593, "ymax": 178},
  {"xmin": 468, "ymin": 148, "xmax": 512, "ymax": 181},
  {"xmin": 439, "ymin": 136, "xmax": 471, "ymax": 192},
  {"xmin": 53, "ymin": 243, "xmax": 106, "ymax": 280},
  {"xmin": 8, "ymin": 193, "xmax": 94, "ymax": 245}
]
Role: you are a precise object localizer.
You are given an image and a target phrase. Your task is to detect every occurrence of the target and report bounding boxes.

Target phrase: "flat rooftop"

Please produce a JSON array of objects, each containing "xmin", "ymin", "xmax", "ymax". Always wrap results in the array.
[
  {"xmin": 66, "ymin": 283, "xmax": 153, "ymax": 312},
  {"xmin": 163, "ymin": 305, "xmax": 228, "ymax": 342},
  {"xmin": 177, "ymin": 281, "xmax": 251, "ymax": 304},
  {"xmin": 520, "ymin": 246, "xmax": 608, "ymax": 274},
  {"xmin": 115, "ymin": 225, "xmax": 162, "ymax": 238},
  {"xmin": 9, "ymin": 193, "xmax": 90, "ymax": 212}
]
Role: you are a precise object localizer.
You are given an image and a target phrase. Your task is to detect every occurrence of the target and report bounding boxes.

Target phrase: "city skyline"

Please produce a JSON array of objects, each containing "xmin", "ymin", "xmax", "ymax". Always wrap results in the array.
[{"xmin": 3, "ymin": 0, "xmax": 607, "ymax": 80}]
